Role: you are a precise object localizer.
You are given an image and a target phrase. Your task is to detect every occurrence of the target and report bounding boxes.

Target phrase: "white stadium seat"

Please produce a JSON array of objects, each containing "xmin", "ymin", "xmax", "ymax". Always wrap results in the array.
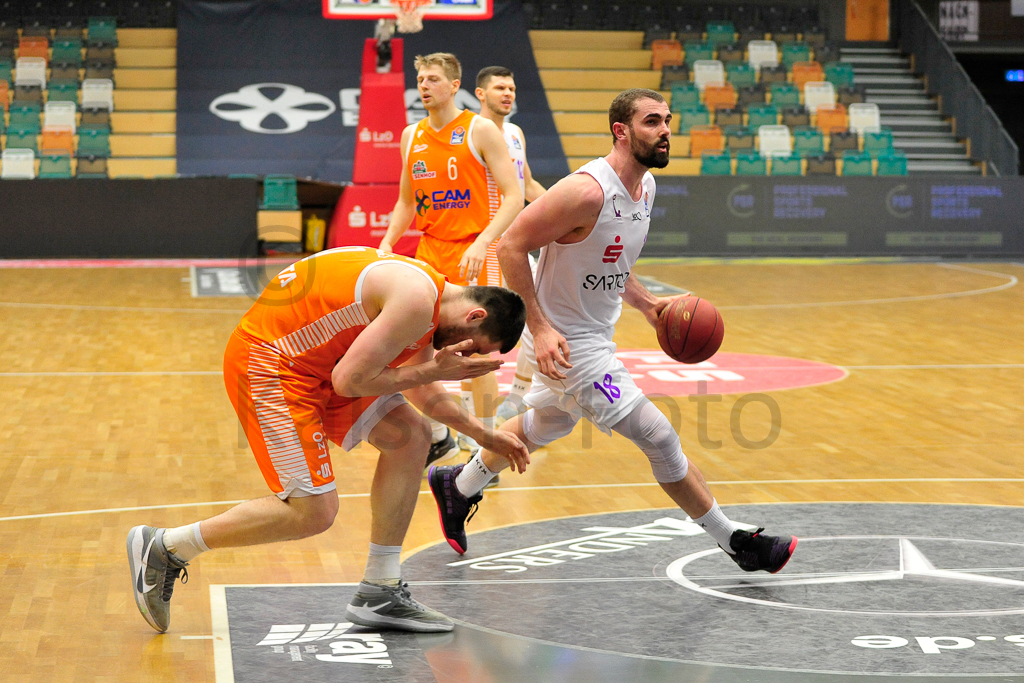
[
  {"xmin": 757, "ymin": 125, "xmax": 793, "ymax": 157},
  {"xmin": 2, "ymin": 149, "xmax": 37, "ymax": 179},
  {"xmin": 803, "ymin": 81, "xmax": 837, "ymax": 112},
  {"xmin": 693, "ymin": 60, "xmax": 725, "ymax": 92}
]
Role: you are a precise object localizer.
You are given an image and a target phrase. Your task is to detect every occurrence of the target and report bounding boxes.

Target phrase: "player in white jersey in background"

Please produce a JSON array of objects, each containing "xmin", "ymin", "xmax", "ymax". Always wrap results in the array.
[
  {"xmin": 429, "ymin": 89, "xmax": 798, "ymax": 575},
  {"xmin": 473, "ymin": 66, "xmax": 547, "ymax": 428}
]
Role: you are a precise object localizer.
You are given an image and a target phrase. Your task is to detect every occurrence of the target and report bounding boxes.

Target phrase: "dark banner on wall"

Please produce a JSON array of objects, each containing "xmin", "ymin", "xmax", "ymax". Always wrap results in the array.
[
  {"xmin": 176, "ymin": 0, "xmax": 567, "ymax": 182},
  {"xmin": 644, "ymin": 176, "xmax": 1024, "ymax": 257}
]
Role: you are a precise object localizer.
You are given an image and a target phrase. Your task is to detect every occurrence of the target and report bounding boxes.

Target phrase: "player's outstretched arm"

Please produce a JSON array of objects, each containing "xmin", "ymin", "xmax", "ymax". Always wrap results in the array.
[
  {"xmin": 459, "ymin": 118, "xmax": 524, "ymax": 281},
  {"xmin": 498, "ymin": 173, "xmax": 602, "ymax": 380},
  {"xmin": 379, "ymin": 125, "xmax": 417, "ymax": 253},
  {"xmin": 331, "ymin": 269, "xmax": 501, "ymax": 397}
]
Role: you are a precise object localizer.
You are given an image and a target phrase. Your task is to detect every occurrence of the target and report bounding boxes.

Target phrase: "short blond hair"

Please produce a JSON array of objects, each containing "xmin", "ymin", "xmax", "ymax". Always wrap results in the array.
[{"xmin": 414, "ymin": 52, "xmax": 462, "ymax": 83}]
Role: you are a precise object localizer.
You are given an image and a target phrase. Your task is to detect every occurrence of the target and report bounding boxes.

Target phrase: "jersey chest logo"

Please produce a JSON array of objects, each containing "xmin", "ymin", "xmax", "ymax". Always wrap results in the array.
[
  {"xmin": 450, "ymin": 126, "xmax": 466, "ymax": 145},
  {"xmin": 602, "ymin": 235, "xmax": 624, "ymax": 264}
]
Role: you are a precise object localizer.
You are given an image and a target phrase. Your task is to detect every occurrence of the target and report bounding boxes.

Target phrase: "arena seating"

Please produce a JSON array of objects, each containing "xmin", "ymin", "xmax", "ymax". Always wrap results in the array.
[
  {"xmin": 0, "ymin": 6, "xmax": 176, "ymax": 179},
  {"xmin": 531, "ymin": 3, "xmax": 982, "ymax": 175}
]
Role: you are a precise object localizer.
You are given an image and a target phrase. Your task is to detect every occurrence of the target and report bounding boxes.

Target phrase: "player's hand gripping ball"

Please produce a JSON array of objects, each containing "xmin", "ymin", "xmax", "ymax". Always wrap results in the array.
[{"xmin": 656, "ymin": 296, "xmax": 724, "ymax": 363}]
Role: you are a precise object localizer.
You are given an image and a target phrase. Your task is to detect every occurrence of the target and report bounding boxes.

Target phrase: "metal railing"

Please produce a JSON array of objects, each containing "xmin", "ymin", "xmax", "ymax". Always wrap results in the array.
[{"xmin": 895, "ymin": 0, "xmax": 1019, "ymax": 175}]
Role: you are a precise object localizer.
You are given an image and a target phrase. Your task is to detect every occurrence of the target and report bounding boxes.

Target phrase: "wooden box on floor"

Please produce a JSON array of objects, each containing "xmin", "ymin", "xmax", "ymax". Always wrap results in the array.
[{"xmin": 257, "ymin": 210, "xmax": 302, "ymax": 242}]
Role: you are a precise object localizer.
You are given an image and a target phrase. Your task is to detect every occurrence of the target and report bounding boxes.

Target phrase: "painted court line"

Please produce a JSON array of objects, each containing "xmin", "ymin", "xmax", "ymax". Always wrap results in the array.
[
  {"xmin": 719, "ymin": 263, "xmax": 1016, "ymax": 310},
  {"xmin": 0, "ymin": 301, "xmax": 249, "ymax": 314},
  {"xmin": 0, "ymin": 258, "xmax": 297, "ymax": 269},
  {"xmin": 3, "ymin": 479, "xmax": 1023, "ymax": 523}
]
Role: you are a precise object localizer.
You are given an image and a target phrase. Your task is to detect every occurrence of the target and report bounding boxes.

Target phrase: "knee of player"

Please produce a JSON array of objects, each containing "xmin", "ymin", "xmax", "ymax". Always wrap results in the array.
[{"xmin": 301, "ymin": 494, "xmax": 340, "ymax": 536}]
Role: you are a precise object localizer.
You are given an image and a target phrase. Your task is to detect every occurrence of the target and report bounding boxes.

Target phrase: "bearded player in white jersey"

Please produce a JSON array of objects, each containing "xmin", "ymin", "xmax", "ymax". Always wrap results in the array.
[{"xmin": 429, "ymin": 89, "xmax": 798, "ymax": 574}]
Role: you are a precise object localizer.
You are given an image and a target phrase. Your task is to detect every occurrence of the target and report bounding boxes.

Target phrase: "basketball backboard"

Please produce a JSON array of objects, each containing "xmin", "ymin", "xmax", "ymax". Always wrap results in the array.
[{"xmin": 323, "ymin": 0, "xmax": 493, "ymax": 21}]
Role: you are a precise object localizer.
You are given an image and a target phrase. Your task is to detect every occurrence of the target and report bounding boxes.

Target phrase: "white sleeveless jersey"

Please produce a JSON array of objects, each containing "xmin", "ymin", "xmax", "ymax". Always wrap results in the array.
[
  {"xmin": 503, "ymin": 122, "xmax": 527, "ymax": 199},
  {"xmin": 533, "ymin": 157, "xmax": 655, "ymax": 340}
]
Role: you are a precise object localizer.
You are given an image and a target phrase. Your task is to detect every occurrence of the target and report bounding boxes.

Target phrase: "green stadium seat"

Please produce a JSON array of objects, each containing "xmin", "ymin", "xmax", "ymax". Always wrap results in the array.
[
  {"xmin": 726, "ymin": 62, "xmax": 756, "ymax": 88},
  {"xmin": 47, "ymin": 81, "xmax": 80, "ymax": 103},
  {"xmin": 781, "ymin": 43, "xmax": 812, "ymax": 68},
  {"xmin": 77, "ymin": 126, "xmax": 111, "ymax": 157},
  {"xmin": 0, "ymin": 59, "xmax": 12, "ymax": 85},
  {"xmin": 87, "ymin": 17, "xmax": 118, "ymax": 47},
  {"xmin": 841, "ymin": 150, "xmax": 873, "ymax": 176},
  {"xmin": 863, "ymin": 128, "xmax": 895, "ymax": 157},
  {"xmin": 670, "ymin": 82, "xmax": 700, "ymax": 111},
  {"xmin": 9, "ymin": 104, "xmax": 41, "ymax": 131},
  {"xmin": 769, "ymin": 154, "xmax": 803, "ymax": 176},
  {"xmin": 52, "ymin": 38, "xmax": 83, "ymax": 66},
  {"xmin": 746, "ymin": 104, "xmax": 778, "ymax": 129},
  {"xmin": 678, "ymin": 105, "xmax": 710, "ymax": 134},
  {"xmin": 6, "ymin": 128, "xmax": 39, "ymax": 153},
  {"xmin": 825, "ymin": 62, "xmax": 856, "ymax": 89},
  {"xmin": 706, "ymin": 22, "xmax": 736, "ymax": 47},
  {"xmin": 684, "ymin": 42, "xmax": 715, "ymax": 67},
  {"xmin": 877, "ymin": 150, "xmax": 908, "ymax": 176},
  {"xmin": 701, "ymin": 151, "xmax": 732, "ymax": 175},
  {"xmin": 736, "ymin": 150, "xmax": 767, "ymax": 175},
  {"xmin": 793, "ymin": 127, "xmax": 824, "ymax": 156},
  {"xmin": 262, "ymin": 175, "xmax": 300, "ymax": 210},
  {"xmin": 769, "ymin": 82, "xmax": 800, "ymax": 107},
  {"xmin": 39, "ymin": 150, "xmax": 73, "ymax": 178}
]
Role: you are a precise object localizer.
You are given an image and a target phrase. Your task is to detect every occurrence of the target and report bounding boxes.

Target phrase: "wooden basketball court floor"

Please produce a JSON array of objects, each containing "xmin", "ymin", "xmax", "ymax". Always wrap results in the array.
[{"xmin": 1, "ymin": 258, "xmax": 1023, "ymax": 682}]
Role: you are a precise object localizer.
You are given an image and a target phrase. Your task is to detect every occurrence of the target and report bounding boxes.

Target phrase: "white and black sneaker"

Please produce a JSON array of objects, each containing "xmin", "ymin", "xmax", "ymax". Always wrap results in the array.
[
  {"xmin": 425, "ymin": 428, "xmax": 460, "ymax": 472},
  {"xmin": 126, "ymin": 525, "xmax": 189, "ymax": 633},
  {"xmin": 345, "ymin": 581, "xmax": 454, "ymax": 633}
]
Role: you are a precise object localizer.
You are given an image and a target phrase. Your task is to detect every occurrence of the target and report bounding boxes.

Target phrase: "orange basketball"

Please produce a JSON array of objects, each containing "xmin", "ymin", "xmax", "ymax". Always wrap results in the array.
[{"xmin": 656, "ymin": 296, "xmax": 724, "ymax": 363}]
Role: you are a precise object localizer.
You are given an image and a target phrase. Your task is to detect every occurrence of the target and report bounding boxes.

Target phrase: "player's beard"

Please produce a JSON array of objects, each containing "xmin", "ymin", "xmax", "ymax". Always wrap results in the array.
[
  {"xmin": 433, "ymin": 324, "xmax": 472, "ymax": 351},
  {"xmin": 629, "ymin": 128, "xmax": 670, "ymax": 169},
  {"xmin": 486, "ymin": 94, "xmax": 513, "ymax": 117}
]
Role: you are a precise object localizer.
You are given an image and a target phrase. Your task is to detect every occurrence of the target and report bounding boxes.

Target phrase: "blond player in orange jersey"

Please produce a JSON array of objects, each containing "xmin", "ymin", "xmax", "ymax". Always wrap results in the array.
[
  {"xmin": 379, "ymin": 52, "xmax": 524, "ymax": 463},
  {"xmin": 126, "ymin": 247, "xmax": 529, "ymax": 635}
]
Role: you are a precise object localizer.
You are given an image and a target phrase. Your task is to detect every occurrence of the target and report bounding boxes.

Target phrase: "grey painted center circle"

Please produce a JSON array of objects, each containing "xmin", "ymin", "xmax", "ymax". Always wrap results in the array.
[{"xmin": 403, "ymin": 503, "xmax": 1024, "ymax": 676}]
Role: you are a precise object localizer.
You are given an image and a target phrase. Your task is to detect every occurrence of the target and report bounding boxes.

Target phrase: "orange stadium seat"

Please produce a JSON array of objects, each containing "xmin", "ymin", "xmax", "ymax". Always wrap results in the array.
[
  {"xmin": 792, "ymin": 61, "xmax": 825, "ymax": 90},
  {"xmin": 651, "ymin": 39, "xmax": 683, "ymax": 71},
  {"xmin": 703, "ymin": 84, "xmax": 738, "ymax": 111},
  {"xmin": 689, "ymin": 125, "xmax": 724, "ymax": 158},
  {"xmin": 816, "ymin": 104, "xmax": 849, "ymax": 135},
  {"xmin": 18, "ymin": 36, "xmax": 49, "ymax": 61},
  {"xmin": 40, "ymin": 127, "xmax": 75, "ymax": 155},
  {"xmin": 0, "ymin": 80, "xmax": 8, "ymax": 111}
]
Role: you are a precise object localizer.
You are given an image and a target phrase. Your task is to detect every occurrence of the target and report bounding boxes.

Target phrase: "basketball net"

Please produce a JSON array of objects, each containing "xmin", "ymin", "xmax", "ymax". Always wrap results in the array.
[{"xmin": 393, "ymin": 0, "xmax": 431, "ymax": 33}]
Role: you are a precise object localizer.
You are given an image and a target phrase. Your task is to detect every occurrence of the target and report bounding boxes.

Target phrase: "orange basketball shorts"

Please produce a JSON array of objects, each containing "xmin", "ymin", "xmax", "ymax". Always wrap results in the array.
[
  {"xmin": 223, "ymin": 331, "xmax": 407, "ymax": 499},
  {"xmin": 415, "ymin": 232, "xmax": 501, "ymax": 287}
]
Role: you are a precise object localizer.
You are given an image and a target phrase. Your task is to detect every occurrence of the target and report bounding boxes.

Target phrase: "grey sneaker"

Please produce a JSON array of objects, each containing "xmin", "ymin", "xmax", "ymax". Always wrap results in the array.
[
  {"xmin": 495, "ymin": 398, "xmax": 525, "ymax": 426},
  {"xmin": 456, "ymin": 433, "xmax": 481, "ymax": 453},
  {"xmin": 345, "ymin": 581, "xmax": 454, "ymax": 633},
  {"xmin": 127, "ymin": 525, "xmax": 189, "ymax": 633}
]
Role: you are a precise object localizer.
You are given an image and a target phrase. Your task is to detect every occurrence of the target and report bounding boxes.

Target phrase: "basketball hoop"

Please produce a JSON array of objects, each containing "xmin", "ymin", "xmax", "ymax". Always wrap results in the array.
[{"xmin": 394, "ymin": 0, "xmax": 431, "ymax": 33}]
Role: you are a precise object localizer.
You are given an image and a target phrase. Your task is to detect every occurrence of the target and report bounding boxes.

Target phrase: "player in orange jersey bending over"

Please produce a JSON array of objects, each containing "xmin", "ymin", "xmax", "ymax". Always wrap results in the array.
[
  {"xmin": 127, "ymin": 247, "xmax": 529, "ymax": 635},
  {"xmin": 379, "ymin": 52, "xmax": 524, "ymax": 468}
]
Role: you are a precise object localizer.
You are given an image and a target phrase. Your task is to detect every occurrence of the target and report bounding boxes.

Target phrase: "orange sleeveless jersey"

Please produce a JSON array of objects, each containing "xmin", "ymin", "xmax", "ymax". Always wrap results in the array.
[
  {"xmin": 236, "ymin": 247, "xmax": 446, "ymax": 378},
  {"xmin": 406, "ymin": 109, "xmax": 500, "ymax": 243}
]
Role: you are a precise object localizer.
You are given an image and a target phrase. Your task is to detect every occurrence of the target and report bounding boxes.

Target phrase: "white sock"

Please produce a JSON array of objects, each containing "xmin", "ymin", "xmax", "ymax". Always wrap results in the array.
[
  {"xmin": 430, "ymin": 420, "xmax": 448, "ymax": 443},
  {"xmin": 162, "ymin": 522, "xmax": 210, "ymax": 562},
  {"xmin": 693, "ymin": 501, "xmax": 741, "ymax": 554},
  {"xmin": 456, "ymin": 451, "xmax": 498, "ymax": 498},
  {"xmin": 508, "ymin": 353, "xmax": 532, "ymax": 402},
  {"xmin": 363, "ymin": 543, "xmax": 402, "ymax": 583}
]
